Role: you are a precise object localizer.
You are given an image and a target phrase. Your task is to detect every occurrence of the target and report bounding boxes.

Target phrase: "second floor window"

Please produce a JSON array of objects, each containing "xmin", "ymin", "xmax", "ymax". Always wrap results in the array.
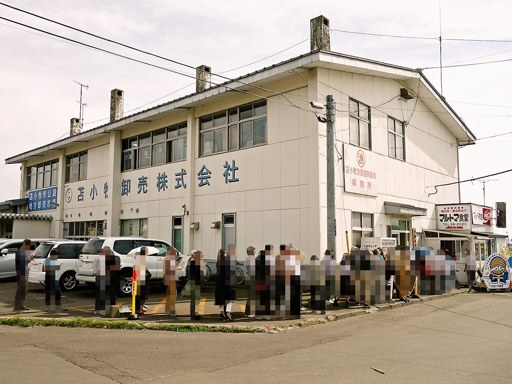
[
  {"xmin": 122, "ymin": 122, "xmax": 187, "ymax": 172},
  {"xmin": 65, "ymin": 151, "xmax": 87, "ymax": 182},
  {"xmin": 200, "ymin": 100, "xmax": 267, "ymax": 156},
  {"xmin": 349, "ymin": 98, "xmax": 371, "ymax": 149},
  {"xmin": 388, "ymin": 117, "xmax": 405, "ymax": 160},
  {"xmin": 27, "ymin": 159, "xmax": 58, "ymax": 190}
]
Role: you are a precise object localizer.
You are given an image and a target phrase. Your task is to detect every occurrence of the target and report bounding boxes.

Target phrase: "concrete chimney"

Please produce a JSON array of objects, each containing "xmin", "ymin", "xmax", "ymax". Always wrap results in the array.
[
  {"xmin": 70, "ymin": 117, "xmax": 81, "ymax": 136},
  {"xmin": 196, "ymin": 65, "xmax": 212, "ymax": 92},
  {"xmin": 110, "ymin": 89, "xmax": 124, "ymax": 123},
  {"xmin": 310, "ymin": 15, "xmax": 330, "ymax": 52}
]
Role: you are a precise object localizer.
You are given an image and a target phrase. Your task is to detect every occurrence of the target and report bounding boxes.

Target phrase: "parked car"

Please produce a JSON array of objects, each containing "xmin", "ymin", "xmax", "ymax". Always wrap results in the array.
[
  {"xmin": 76, "ymin": 237, "xmax": 177, "ymax": 295},
  {"xmin": 28, "ymin": 240, "xmax": 86, "ymax": 291},
  {"xmin": 0, "ymin": 238, "xmax": 54, "ymax": 279}
]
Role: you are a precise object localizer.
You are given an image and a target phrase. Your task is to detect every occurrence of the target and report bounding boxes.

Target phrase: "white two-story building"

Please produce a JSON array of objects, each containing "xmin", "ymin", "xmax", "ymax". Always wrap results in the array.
[{"xmin": 5, "ymin": 16, "xmax": 482, "ymax": 260}]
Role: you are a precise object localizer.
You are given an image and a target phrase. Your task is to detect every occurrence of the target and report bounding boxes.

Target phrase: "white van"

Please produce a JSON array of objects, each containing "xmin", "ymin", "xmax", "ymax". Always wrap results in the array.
[
  {"xmin": 0, "ymin": 239, "xmax": 55, "ymax": 279},
  {"xmin": 28, "ymin": 240, "xmax": 86, "ymax": 291},
  {"xmin": 76, "ymin": 237, "xmax": 177, "ymax": 295}
]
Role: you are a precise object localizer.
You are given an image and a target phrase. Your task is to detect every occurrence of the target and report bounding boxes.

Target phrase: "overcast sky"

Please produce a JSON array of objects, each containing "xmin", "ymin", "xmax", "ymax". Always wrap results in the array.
[{"xmin": 1, "ymin": 0, "xmax": 511, "ymax": 236}]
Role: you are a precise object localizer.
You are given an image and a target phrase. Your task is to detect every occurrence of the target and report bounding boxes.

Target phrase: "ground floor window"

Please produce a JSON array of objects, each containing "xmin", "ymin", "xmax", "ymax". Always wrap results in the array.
[
  {"xmin": 63, "ymin": 221, "xmax": 104, "ymax": 240},
  {"xmin": 172, "ymin": 216, "xmax": 183, "ymax": 253},
  {"xmin": 222, "ymin": 213, "xmax": 236, "ymax": 251},
  {"xmin": 389, "ymin": 218, "xmax": 410, "ymax": 247},
  {"xmin": 120, "ymin": 218, "xmax": 148, "ymax": 237},
  {"xmin": 352, "ymin": 212, "xmax": 373, "ymax": 248}
]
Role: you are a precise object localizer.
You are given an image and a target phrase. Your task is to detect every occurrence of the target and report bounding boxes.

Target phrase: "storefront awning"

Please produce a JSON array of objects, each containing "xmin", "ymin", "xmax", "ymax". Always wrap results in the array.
[
  {"xmin": 384, "ymin": 202, "xmax": 427, "ymax": 217},
  {"xmin": 0, "ymin": 213, "xmax": 53, "ymax": 221},
  {"xmin": 472, "ymin": 231, "xmax": 507, "ymax": 238}
]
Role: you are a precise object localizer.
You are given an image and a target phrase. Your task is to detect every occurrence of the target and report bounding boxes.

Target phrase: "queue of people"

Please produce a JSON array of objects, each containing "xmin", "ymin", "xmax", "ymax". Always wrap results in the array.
[{"xmin": 14, "ymin": 241, "xmax": 420, "ymax": 321}]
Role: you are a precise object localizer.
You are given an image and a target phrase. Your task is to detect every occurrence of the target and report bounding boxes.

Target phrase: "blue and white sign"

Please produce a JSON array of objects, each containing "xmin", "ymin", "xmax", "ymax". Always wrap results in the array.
[{"xmin": 28, "ymin": 186, "xmax": 58, "ymax": 211}]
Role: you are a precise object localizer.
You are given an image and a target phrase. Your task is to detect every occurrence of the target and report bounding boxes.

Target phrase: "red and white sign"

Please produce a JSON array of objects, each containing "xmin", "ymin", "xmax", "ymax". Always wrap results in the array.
[
  {"xmin": 436, "ymin": 204, "xmax": 471, "ymax": 230},
  {"xmin": 343, "ymin": 144, "xmax": 377, "ymax": 196},
  {"xmin": 472, "ymin": 204, "xmax": 493, "ymax": 226}
]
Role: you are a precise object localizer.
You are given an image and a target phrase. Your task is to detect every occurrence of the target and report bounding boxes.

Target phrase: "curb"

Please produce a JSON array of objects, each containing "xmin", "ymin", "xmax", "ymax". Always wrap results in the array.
[{"xmin": 0, "ymin": 290, "xmax": 467, "ymax": 334}]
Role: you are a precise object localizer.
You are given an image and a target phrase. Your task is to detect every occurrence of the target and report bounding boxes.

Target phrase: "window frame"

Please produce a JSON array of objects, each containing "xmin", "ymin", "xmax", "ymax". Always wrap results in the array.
[
  {"xmin": 65, "ymin": 151, "xmax": 87, "ymax": 183},
  {"xmin": 349, "ymin": 98, "xmax": 371, "ymax": 149},
  {"xmin": 121, "ymin": 122, "xmax": 187, "ymax": 172},
  {"xmin": 199, "ymin": 100, "xmax": 267, "ymax": 156},
  {"xmin": 387, "ymin": 116, "xmax": 406, "ymax": 161},
  {"xmin": 27, "ymin": 159, "xmax": 59, "ymax": 191},
  {"xmin": 351, "ymin": 212, "xmax": 374, "ymax": 248},
  {"xmin": 120, "ymin": 218, "xmax": 148, "ymax": 237}
]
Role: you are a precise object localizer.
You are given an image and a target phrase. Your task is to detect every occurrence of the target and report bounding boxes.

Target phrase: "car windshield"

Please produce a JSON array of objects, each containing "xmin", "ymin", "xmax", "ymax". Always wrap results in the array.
[
  {"xmin": 81, "ymin": 239, "xmax": 105, "ymax": 255},
  {"xmin": 33, "ymin": 243, "xmax": 55, "ymax": 258}
]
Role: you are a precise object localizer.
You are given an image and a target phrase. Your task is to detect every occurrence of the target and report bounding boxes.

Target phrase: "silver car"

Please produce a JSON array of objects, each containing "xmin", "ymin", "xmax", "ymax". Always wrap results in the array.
[{"xmin": 0, "ymin": 239, "xmax": 52, "ymax": 279}]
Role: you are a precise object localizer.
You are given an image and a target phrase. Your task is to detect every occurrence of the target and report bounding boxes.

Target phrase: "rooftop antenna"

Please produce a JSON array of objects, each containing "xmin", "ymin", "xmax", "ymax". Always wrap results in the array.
[
  {"xmin": 472, "ymin": 179, "xmax": 498, "ymax": 206},
  {"xmin": 74, "ymin": 80, "xmax": 89, "ymax": 129}
]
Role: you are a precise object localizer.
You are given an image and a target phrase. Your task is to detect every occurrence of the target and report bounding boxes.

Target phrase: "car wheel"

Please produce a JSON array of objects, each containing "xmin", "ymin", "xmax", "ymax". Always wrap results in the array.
[
  {"xmin": 119, "ymin": 272, "xmax": 133, "ymax": 296},
  {"xmin": 235, "ymin": 265, "xmax": 245, "ymax": 285},
  {"xmin": 60, "ymin": 272, "xmax": 78, "ymax": 291}
]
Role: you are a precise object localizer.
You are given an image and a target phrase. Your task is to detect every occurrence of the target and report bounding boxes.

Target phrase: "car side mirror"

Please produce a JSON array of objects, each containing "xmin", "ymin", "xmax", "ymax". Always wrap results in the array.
[{"xmin": 0, "ymin": 249, "xmax": 8, "ymax": 255}]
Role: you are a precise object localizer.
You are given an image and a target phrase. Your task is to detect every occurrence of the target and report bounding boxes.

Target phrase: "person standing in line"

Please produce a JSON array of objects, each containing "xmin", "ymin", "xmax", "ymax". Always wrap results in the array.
[
  {"xmin": 104, "ymin": 246, "xmax": 120, "ymax": 315},
  {"xmin": 134, "ymin": 246, "xmax": 150, "ymax": 315},
  {"xmin": 14, "ymin": 239, "xmax": 35, "ymax": 311},
  {"xmin": 307, "ymin": 255, "xmax": 326, "ymax": 314},
  {"xmin": 244, "ymin": 246, "xmax": 256, "ymax": 318},
  {"xmin": 93, "ymin": 247, "xmax": 106, "ymax": 316},
  {"xmin": 43, "ymin": 248, "xmax": 62, "ymax": 312},
  {"xmin": 265, "ymin": 244, "xmax": 275, "ymax": 318},
  {"xmin": 254, "ymin": 249, "xmax": 266, "ymax": 317},
  {"xmin": 164, "ymin": 247, "xmax": 179, "ymax": 317},
  {"xmin": 274, "ymin": 244, "xmax": 287, "ymax": 317},
  {"xmin": 215, "ymin": 249, "xmax": 229, "ymax": 320},
  {"xmin": 289, "ymin": 248, "xmax": 304, "ymax": 319},
  {"xmin": 187, "ymin": 249, "xmax": 203, "ymax": 320}
]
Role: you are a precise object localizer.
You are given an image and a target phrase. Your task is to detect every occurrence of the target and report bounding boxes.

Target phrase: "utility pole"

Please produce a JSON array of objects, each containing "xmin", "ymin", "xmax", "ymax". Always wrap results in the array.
[
  {"xmin": 326, "ymin": 95, "xmax": 336, "ymax": 255},
  {"xmin": 74, "ymin": 80, "xmax": 89, "ymax": 129}
]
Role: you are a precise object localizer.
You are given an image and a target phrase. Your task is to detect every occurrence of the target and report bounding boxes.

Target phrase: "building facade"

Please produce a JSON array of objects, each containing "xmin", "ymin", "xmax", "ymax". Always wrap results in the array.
[{"xmin": 5, "ymin": 16, "xmax": 479, "ymax": 260}]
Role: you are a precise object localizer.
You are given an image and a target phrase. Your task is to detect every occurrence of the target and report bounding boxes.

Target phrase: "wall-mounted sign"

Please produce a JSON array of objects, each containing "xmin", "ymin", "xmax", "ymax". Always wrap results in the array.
[
  {"xmin": 343, "ymin": 144, "xmax": 377, "ymax": 196},
  {"xmin": 361, "ymin": 237, "xmax": 397, "ymax": 250},
  {"xmin": 436, "ymin": 204, "xmax": 471, "ymax": 230},
  {"xmin": 472, "ymin": 204, "xmax": 493, "ymax": 226},
  {"xmin": 28, "ymin": 186, "xmax": 58, "ymax": 212}
]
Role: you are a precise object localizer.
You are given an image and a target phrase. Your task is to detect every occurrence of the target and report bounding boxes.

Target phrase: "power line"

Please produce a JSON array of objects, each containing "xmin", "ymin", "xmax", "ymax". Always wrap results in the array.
[
  {"xmin": 421, "ymin": 56, "xmax": 512, "ymax": 70},
  {"xmin": 427, "ymin": 169, "xmax": 512, "ymax": 196},
  {"xmin": 331, "ymin": 28, "xmax": 512, "ymax": 43},
  {"xmin": 0, "ymin": 15, "xmax": 198, "ymax": 79},
  {"xmin": 0, "ymin": 2, "xmax": 303, "ymax": 109}
]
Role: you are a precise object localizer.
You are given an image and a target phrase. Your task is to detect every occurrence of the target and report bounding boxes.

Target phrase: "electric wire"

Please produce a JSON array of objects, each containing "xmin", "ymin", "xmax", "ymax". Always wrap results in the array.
[
  {"xmin": 331, "ymin": 28, "xmax": 512, "ymax": 43},
  {"xmin": 0, "ymin": 3, "xmax": 304, "ymax": 110},
  {"xmin": 427, "ymin": 169, "xmax": 512, "ymax": 196}
]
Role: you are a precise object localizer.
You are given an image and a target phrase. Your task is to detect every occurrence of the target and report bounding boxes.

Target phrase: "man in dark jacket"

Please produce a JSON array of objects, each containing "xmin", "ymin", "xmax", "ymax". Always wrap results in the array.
[{"xmin": 14, "ymin": 239, "xmax": 34, "ymax": 311}]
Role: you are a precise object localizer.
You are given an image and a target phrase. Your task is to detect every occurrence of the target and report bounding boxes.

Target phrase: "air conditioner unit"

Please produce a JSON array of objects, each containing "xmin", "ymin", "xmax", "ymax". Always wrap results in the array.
[
  {"xmin": 210, "ymin": 221, "xmax": 221, "ymax": 229},
  {"xmin": 400, "ymin": 88, "xmax": 414, "ymax": 101},
  {"xmin": 189, "ymin": 222, "xmax": 199, "ymax": 230}
]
